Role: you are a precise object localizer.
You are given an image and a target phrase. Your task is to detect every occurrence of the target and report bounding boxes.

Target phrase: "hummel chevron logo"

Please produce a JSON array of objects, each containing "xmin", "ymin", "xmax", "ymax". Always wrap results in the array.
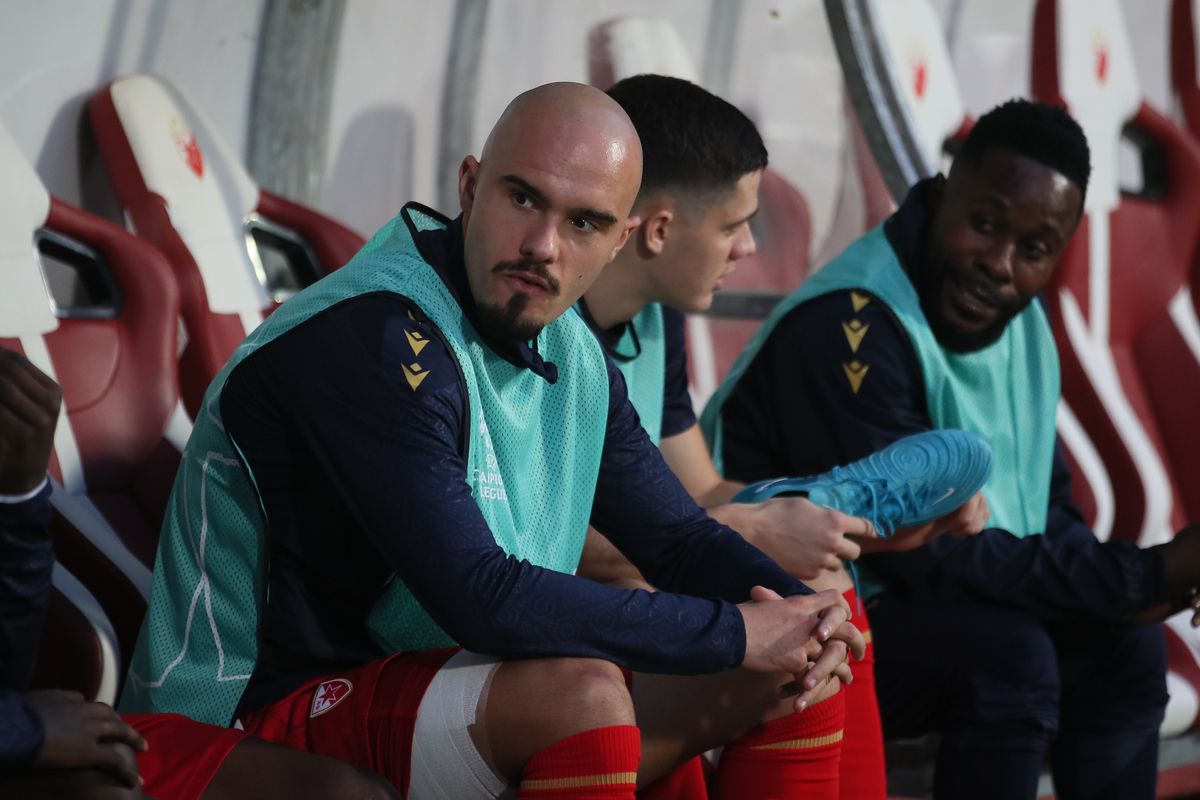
[
  {"xmin": 402, "ymin": 362, "xmax": 431, "ymax": 391},
  {"xmin": 406, "ymin": 329, "xmax": 429, "ymax": 356}
]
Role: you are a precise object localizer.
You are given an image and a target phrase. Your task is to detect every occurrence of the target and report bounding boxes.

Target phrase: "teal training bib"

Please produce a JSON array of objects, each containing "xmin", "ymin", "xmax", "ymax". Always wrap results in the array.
[
  {"xmin": 701, "ymin": 225, "xmax": 1060, "ymax": 590},
  {"xmin": 604, "ymin": 303, "xmax": 666, "ymax": 445},
  {"xmin": 121, "ymin": 206, "xmax": 611, "ymax": 724}
]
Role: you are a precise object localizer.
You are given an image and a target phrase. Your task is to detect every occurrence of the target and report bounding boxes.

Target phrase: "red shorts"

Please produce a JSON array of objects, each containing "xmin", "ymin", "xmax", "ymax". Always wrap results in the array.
[
  {"xmin": 124, "ymin": 713, "xmax": 250, "ymax": 800},
  {"xmin": 239, "ymin": 647, "xmax": 461, "ymax": 795}
]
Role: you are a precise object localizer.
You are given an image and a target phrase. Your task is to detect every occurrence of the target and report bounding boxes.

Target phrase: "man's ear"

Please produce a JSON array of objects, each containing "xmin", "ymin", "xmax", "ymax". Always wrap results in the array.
[
  {"xmin": 458, "ymin": 156, "xmax": 480, "ymax": 225},
  {"xmin": 638, "ymin": 206, "xmax": 675, "ymax": 257},
  {"xmin": 611, "ymin": 216, "xmax": 642, "ymax": 262}
]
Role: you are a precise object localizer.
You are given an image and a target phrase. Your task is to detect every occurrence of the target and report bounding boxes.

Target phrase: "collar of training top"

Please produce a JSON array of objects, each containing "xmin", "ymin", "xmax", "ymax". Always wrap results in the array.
[
  {"xmin": 883, "ymin": 177, "xmax": 937, "ymax": 285},
  {"xmin": 575, "ymin": 296, "xmax": 642, "ymax": 363},
  {"xmin": 404, "ymin": 202, "xmax": 558, "ymax": 384}
]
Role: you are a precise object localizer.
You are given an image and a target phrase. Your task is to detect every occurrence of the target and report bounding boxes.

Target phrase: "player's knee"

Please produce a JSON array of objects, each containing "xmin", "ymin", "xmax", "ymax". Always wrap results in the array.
[
  {"xmin": 959, "ymin": 612, "xmax": 1060, "ymax": 731},
  {"xmin": 545, "ymin": 657, "xmax": 634, "ymax": 726}
]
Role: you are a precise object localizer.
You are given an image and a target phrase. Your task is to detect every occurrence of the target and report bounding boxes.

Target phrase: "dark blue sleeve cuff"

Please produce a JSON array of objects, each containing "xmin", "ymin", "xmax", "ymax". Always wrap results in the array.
[{"xmin": 0, "ymin": 690, "xmax": 44, "ymax": 770}]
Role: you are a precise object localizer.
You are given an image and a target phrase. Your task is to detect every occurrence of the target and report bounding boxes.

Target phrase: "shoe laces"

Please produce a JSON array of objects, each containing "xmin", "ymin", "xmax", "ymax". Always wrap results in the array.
[{"xmin": 825, "ymin": 466, "xmax": 910, "ymax": 538}]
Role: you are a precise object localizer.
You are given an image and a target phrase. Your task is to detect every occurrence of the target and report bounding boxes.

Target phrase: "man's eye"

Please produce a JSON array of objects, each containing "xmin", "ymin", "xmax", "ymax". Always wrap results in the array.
[
  {"xmin": 571, "ymin": 218, "xmax": 597, "ymax": 233},
  {"xmin": 1024, "ymin": 242, "xmax": 1049, "ymax": 259},
  {"xmin": 513, "ymin": 192, "xmax": 533, "ymax": 208},
  {"xmin": 971, "ymin": 215, "xmax": 995, "ymax": 234}
]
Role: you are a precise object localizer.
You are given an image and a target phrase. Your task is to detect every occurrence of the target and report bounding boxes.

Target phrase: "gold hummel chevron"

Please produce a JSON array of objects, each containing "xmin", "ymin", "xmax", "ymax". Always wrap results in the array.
[
  {"xmin": 850, "ymin": 291, "xmax": 871, "ymax": 312},
  {"xmin": 843, "ymin": 360, "xmax": 869, "ymax": 393},
  {"xmin": 402, "ymin": 362, "xmax": 430, "ymax": 391},
  {"xmin": 405, "ymin": 329, "xmax": 429, "ymax": 356},
  {"xmin": 842, "ymin": 319, "xmax": 869, "ymax": 353}
]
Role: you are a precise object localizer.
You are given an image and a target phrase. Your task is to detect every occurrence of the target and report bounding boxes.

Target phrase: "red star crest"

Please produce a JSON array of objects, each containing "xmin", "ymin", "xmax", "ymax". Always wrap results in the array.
[
  {"xmin": 1094, "ymin": 32, "xmax": 1110, "ymax": 85},
  {"xmin": 169, "ymin": 117, "xmax": 204, "ymax": 178},
  {"xmin": 309, "ymin": 678, "xmax": 353, "ymax": 717}
]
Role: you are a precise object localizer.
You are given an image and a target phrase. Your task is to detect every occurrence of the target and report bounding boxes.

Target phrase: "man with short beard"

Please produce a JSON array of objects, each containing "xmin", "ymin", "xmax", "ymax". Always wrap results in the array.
[
  {"xmin": 122, "ymin": 82, "xmax": 866, "ymax": 800},
  {"xmin": 703, "ymin": 99, "xmax": 1200, "ymax": 799}
]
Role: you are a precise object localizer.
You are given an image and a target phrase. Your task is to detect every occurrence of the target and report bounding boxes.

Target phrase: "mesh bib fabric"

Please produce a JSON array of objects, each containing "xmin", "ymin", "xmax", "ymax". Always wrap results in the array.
[
  {"xmin": 701, "ymin": 224, "xmax": 1060, "ymax": 543},
  {"xmin": 121, "ymin": 205, "xmax": 611, "ymax": 724},
  {"xmin": 612, "ymin": 303, "xmax": 666, "ymax": 445}
]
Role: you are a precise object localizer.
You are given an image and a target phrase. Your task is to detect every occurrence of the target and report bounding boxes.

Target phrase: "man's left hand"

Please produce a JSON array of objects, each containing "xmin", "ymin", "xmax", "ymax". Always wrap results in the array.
[{"xmin": 855, "ymin": 491, "xmax": 990, "ymax": 554}]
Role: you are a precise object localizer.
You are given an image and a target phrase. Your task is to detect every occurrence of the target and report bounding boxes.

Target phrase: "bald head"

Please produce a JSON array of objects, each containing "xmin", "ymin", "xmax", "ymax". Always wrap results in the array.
[
  {"xmin": 480, "ymin": 82, "xmax": 642, "ymax": 189},
  {"xmin": 457, "ymin": 82, "xmax": 644, "ymax": 343}
]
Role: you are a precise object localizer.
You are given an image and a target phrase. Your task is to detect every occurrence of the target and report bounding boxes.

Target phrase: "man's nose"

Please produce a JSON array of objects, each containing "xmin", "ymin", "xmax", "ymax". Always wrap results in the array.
[
  {"xmin": 977, "ymin": 238, "xmax": 1015, "ymax": 283},
  {"xmin": 732, "ymin": 223, "xmax": 757, "ymax": 262},
  {"xmin": 520, "ymin": 218, "xmax": 559, "ymax": 264}
]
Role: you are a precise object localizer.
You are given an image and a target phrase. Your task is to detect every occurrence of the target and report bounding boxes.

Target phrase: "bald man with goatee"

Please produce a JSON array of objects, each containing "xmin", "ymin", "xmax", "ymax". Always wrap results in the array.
[{"xmin": 122, "ymin": 83, "xmax": 863, "ymax": 800}]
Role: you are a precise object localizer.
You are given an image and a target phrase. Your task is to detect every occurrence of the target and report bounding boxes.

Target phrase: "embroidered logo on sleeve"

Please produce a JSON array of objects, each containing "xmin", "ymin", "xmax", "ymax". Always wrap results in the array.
[
  {"xmin": 842, "ymin": 319, "xmax": 869, "ymax": 353},
  {"xmin": 850, "ymin": 291, "xmax": 871, "ymax": 312},
  {"xmin": 406, "ymin": 329, "xmax": 429, "ymax": 356},
  {"xmin": 310, "ymin": 678, "xmax": 353, "ymax": 717},
  {"xmin": 843, "ymin": 360, "xmax": 870, "ymax": 393},
  {"xmin": 402, "ymin": 362, "xmax": 431, "ymax": 391}
]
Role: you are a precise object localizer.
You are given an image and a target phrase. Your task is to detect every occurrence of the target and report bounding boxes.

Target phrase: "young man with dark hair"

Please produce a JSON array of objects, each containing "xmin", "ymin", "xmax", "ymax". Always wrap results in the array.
[
  {"xmin": 122, "ymin": 83, "xmax": 868, "ymax": 800},
  {"xmin": 0, "ymin": 347, "xmax": 400, "ymax": 800},
  {"xmin": 704, "ymin": 98, "xmax": 1200, "ymax": 799},
  {"xmin": 579, "ymin": 73, "xmax": 990, "ymax": 800}
]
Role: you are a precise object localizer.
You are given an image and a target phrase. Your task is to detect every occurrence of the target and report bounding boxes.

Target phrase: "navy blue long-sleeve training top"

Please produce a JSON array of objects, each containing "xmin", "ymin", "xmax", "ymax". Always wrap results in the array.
[
  {"xmin": 0, "ymin": 482, "xmax": 54, "ymax": 770},
  {"xmin": 718, "ymin": 181, "xmax": 1162, "ymax": 622},
  {"xmin": 224, "ymin": 214, "xmax": 809, "ymax": 717}
]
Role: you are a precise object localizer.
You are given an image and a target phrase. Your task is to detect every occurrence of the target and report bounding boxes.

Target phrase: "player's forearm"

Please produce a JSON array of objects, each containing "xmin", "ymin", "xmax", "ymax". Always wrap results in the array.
[
  {"xmin": 418, "ymin": 544, "xmax": 748, "ymax": 674},
  {"xmin": 0, "ymin": 690, "xmax": 43, "ymax": 770},
  {"xmin": 691, "ymin": 479, "xmax": 744, "ymax": 509},
  {"xmin": 0, "ymin": 486, "xmax": 54, "ymax": 691},
  {"xmin": 577, "ymin": 527, "xmax": 647, "ymax": 585}
]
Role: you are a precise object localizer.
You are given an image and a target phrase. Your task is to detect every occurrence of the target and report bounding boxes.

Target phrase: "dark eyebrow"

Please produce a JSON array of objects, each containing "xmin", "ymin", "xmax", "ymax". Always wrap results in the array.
[{"xmin": 500, "ymin": 174, "xmax": 619, "ymax": 226}]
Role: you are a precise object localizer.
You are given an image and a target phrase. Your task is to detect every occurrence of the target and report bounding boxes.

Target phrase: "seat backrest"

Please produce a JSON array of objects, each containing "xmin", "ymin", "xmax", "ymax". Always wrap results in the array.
[
  {"xmin": 1033, "ymin": 0, "xmax": 1200, "ymax": 736},
  {"xmin": 89, "ymin": 74, "xmax": 365, "ymax": 417},
  {"xmin": 870, "ymin": 0, "xmax": 970, "ymax": 174},
  {"xmin": 587, "ymin": 16, "xmax": 814, "ymax": 404},
  {"xmin": 0, "ymin": 116, "xmax": 184, "ymax": 702},
  {"xmin": 1171, "ymin": 0, "xmax": 1200, "ymax": 136},
  {"xmin": 1032, "ymin": 0, "xmax": 1200, "ymax": 543}
]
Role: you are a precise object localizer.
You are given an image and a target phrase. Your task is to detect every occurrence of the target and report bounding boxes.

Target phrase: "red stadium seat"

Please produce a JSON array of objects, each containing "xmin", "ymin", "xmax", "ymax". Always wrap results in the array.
[
  {"xmin": 1032, "ymin": 0, "xmax": 1200, "ymax": 733},
  {"xmin": 88, "ymin": 74, "xmax": 366, "ymax": 418},
  {"xmin": 0, "ymin": 117, "xmax": 182, "ymax": 702}
]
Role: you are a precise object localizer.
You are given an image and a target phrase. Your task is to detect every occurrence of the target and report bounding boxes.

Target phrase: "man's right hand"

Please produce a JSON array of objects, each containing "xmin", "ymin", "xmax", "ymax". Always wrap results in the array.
[
  {"xmin": 738, "ymin": 587, "xmax": 866, "ymax": 713},
  {"xmin": 709, "ymin": 497, "xmax": 870, "ymax": 580},
  {"xmin": 27, "ymin": 690, "xmax": 147, "ymax": 788},
  {"xmin": 0, "ymin": 348, "xmax": 62, "ymax": 495}
]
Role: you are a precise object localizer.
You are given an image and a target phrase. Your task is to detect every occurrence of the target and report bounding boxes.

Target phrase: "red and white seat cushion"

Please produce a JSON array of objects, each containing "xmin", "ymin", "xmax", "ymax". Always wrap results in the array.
[
  {"xmin": 1032, "ymin": 0, "xmax": 1200, "ymax": 734},
  {"xmin": 89, "ymin": 74, "xmax": 365, "ymax": 417},
  {"xmin": 0, "ymin": 117, "xmax": 183, "ymax": 703}
]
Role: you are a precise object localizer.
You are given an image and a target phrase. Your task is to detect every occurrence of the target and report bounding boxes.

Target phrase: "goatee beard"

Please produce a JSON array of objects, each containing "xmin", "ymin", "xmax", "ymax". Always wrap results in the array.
[
  {"xmin": 475, "ymin": 291, "xmax": 544, "ymax": 342},
  {"xmin": 473, "ymin": 257, "xmax": 559, "ymax": 342}
]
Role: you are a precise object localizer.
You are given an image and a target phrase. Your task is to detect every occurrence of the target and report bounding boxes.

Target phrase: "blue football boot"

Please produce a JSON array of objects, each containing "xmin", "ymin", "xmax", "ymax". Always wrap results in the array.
[{"xmin": 732, "ymin": 430, "xmax": 993, "ymax": 537}]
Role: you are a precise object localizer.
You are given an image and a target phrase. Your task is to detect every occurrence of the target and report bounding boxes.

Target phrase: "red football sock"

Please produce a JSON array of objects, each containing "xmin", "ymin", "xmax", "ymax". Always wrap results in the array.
[
  {"xmin": 516, "ymin": 725, "xmax": 642, "ymax": 799},
  {"xmin": 839, "ymin": 588, "xmax": 887, "ymax": 800},
  {"xmin": 712, "ymin": 689, "xmax": 846, "ymax": 800},
  {"xmin": 636, "ymin": 755, "xmax": 708, "ymax": 800}
]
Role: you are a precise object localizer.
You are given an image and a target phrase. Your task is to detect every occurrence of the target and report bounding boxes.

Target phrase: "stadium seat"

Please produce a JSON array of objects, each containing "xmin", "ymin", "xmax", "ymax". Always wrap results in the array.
[
  {"xmin": 587, "ymin": 16, "xmax": 815, "ymax": 401},
  {"xmin": 0, "ymin": 116, "xmax": 182, "ymax": 703},
  {"xmin": 1032, "ymin": 0, "xmax": 1200, "ymax": 733},
  {"xmin": 89, "ymin": 74, "xmax": 366, "ymax": 418}
]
